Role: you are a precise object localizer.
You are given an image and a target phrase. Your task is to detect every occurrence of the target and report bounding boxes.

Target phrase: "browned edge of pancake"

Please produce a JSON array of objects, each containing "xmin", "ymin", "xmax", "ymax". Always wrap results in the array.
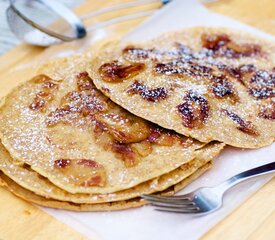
[{"xmin": 0, "ymin": 162, "xmax": 212, "ymax": 212}]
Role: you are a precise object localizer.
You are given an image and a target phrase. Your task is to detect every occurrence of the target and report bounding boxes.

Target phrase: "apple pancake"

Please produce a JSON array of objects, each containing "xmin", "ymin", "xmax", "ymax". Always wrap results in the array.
[
  {"xmin": 89, "ymin": 27, "xmax": 275, "ymax": 148},
  {"xmin": 0, "ymin": 162, "xmax": 212, "ymax": 211},
  {"xmin": 0, "ymin": 141, "xmax": 224, "ymax": 204},
  {"xmin": 0, "ymin": 56, "xmax": 205, "ymax": 194}
]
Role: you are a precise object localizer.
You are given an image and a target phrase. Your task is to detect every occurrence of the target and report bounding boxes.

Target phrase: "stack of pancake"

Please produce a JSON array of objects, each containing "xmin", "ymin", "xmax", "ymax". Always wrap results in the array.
[{"xmin": 0, "ymin": 27, "xmax": 274, "ymax": 211}]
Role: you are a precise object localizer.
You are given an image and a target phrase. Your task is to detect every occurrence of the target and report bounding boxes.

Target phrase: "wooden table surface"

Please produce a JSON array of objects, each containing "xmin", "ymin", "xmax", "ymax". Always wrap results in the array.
[{"xmin": 0, "ymin": 0, "xmax": 274, "ymax": 239}]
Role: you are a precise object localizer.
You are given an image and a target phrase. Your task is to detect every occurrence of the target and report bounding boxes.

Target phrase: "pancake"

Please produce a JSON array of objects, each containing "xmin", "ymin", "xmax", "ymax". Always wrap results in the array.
[
  {"xmin": 0, "ymin": 141, "xmax": 224, "ymax": 203},
  {"xmin": 89, "ymin": 27, "xmax": 275, "ymax": 148},
  {"xmin": 0, "ymin": 162, "xmax": 212, "ymax": 211},
  {"xmin": 0, "ymin": 55, "xmax": 205, "ymax": 195}
]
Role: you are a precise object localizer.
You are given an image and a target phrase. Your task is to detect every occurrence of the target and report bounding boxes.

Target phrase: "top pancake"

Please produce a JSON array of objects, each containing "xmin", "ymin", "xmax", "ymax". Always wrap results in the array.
[
  {"xmin": 89, "ymin": 27, "xmax": 275, "ymax": 148},
  {"xmin": 0, "ymin": 55, "xmax": 204, "ymax": 194}
]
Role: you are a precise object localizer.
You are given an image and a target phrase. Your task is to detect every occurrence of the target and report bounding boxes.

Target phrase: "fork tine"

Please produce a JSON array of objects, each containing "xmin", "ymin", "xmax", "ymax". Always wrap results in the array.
[
  {"xmin": 142, "ymin": 194, "xmax": 192, "ymax": 200},
  {"xmin": 155, "ymin": 206, "xmax": 200, "ymax": 214},
  {"xmin": 144, "ymin": 198, "xmax": 195, "ymax": 207},
  {"xmin": 151, "ymin": 202, "xmax": 196, "ymax": 209},
  {"xmin": 142, "ymin": 194, "xmax": 193, "ymax": 206},
  {"xmin": 142, "ymin": 194, "xmax": 192, "ymax": 202}
]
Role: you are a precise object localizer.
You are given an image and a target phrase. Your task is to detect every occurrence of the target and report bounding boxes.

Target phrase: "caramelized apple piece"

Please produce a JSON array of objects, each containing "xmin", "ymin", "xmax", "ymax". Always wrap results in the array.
[
  {"xmin": 127, "ymin": 80, "xmax": 168, "ymax": 102},
  {"xmin": 248, "ymin": 70, "xmax": 275, "ymax": 99},
  {"xmin": 154, "ymin": 132, "xmax": 176, "ymax": 147},
  {"xmin": 29, "ymin": 91, "xmax": 52, "ymax": 111},
  {"xmin": 258, "ymin": 100, "xmax": 275, "ymax": 120},
  {"xmin": 131, "ymin": 140, "xmax": 153, "ymax": 157},
  {"xmin": 29, "ymin": 74, "xmax": 59, "ymax": 111},
  {"xmin": 76, "ymin": 72, "xmax": 96, "ymax": 91},
  {"xmin": 94, "ymin": 113, "xmax": 150, "ymax": 143},
  {"xmin": 99, "ymin": 61, "xmax": 145, "ymax": 82},
  {"xmin": 54, "ymin": 159, "xmax": 106, "ymax": 187},
  {"xmin": 223, "ymin": 110, "xmax": 259, "ymax": 136},
  {"xmin": 111, "ymin": 141, "xmax": 140, "ymax": 167},
  {"xmin": 201, "ymin": 33, "xmax": 263, "ymax": 58},
  {"xmin": 47, "ymin": 90, "xmax": 108, "ymax": 127},
  {"xmin": 210, "ymin": 75, "xmax": 239, "ymax": 103},
  {"xmin": 201, "ymin": 34, "xmax": 231, "ymax": 51},
  {"xmin": 147, "ymin": 128, "xmax": 162, "ymax": 143},
  {"xmin": 216, "ymin": 64, "xmax": 256, "ymax": 86},
  {"xmin": 177, "ymin": 91, "xmax": 209, "ymax": 129},
  {"xmin": 154, "ymin": 61, "xmax": 213, "ymax": 79}
]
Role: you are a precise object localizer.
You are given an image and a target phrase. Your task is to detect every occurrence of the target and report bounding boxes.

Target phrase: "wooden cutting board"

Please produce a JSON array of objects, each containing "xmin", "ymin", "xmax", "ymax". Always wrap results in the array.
[{"xmin": 0, "ymin": 0, "xmax": 274, "ymax": 239}]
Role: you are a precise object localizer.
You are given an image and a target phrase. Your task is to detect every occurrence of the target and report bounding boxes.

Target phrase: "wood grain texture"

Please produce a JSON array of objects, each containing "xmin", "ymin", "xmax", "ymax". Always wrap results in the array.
[
  {"xmin": 0, "ymin": 188, "xmax": 85, "ymax": 240},
  {"xmin": 206, "ymin": 0, "xmax": 275, "ymax": 36},
  {"xmin": 0, "ymin": 0, "xmax": 274, "ymax": 239},
  {"xmin": 202, "ymin": 178, "xmax": 275, "ymax": 240}
]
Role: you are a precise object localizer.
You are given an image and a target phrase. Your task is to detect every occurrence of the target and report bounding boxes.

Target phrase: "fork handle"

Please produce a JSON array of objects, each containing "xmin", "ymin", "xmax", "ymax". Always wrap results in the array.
[
  {"xmin": 218, "ymin": 161, "xmax": 275, "ymax": 192},
  {"xmin": 80, "ymin": 0, "xmax": 171, "ymax": 20}
]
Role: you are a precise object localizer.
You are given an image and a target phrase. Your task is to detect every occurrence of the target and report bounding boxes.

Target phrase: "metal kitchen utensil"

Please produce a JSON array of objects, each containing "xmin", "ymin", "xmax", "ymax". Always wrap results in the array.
[
  {"xmin": 143, "ymin": 161, "xmax": 275, "ymax": 214},
  {"xmin": 6, "ymin": 0, "xmax": 171, "ymax": 46}
]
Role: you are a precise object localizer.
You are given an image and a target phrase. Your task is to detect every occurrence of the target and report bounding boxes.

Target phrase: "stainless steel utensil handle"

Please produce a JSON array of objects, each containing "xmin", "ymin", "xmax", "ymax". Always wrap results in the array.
[
  {"xmin": 218, "ymin": 162, "xmax": 275, "ymax": 192},
  {"xmin": 81, "ymin": 0, "xmax": 171, "ymax": 20},
  {"xmin": 87, "ymin": 10, "xmax": 156, "ymax": 32}
]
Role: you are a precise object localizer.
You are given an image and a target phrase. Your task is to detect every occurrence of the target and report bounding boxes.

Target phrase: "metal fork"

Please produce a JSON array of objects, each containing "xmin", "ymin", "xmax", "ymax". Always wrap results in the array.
[{"xmin": 142, "ymin": 161, "xmax": 275, "ymax": 214}]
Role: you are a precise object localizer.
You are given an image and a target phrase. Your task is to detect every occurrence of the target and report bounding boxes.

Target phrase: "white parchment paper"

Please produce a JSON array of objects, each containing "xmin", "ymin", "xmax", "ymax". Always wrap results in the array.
[{"xmin": 43, "ymin": 1, "xmax": 275, "ymax": 239}]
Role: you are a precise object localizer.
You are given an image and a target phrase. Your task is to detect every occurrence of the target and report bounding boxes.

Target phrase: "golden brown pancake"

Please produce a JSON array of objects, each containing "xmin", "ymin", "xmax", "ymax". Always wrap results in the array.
[
  {"xmin": 0, "ymin": 141, "xmax": 224, "ymax": 203},
  {"xmin": 89, "ymin": 27, "xmax": 275, "ymax": 148},
  {"xmin": 0, "ymin": 162, "xmax": 212, "ymax": 211},
  {"xmin": 0, "ymin": 56, "xmax": 206, "ymax": 195}
]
